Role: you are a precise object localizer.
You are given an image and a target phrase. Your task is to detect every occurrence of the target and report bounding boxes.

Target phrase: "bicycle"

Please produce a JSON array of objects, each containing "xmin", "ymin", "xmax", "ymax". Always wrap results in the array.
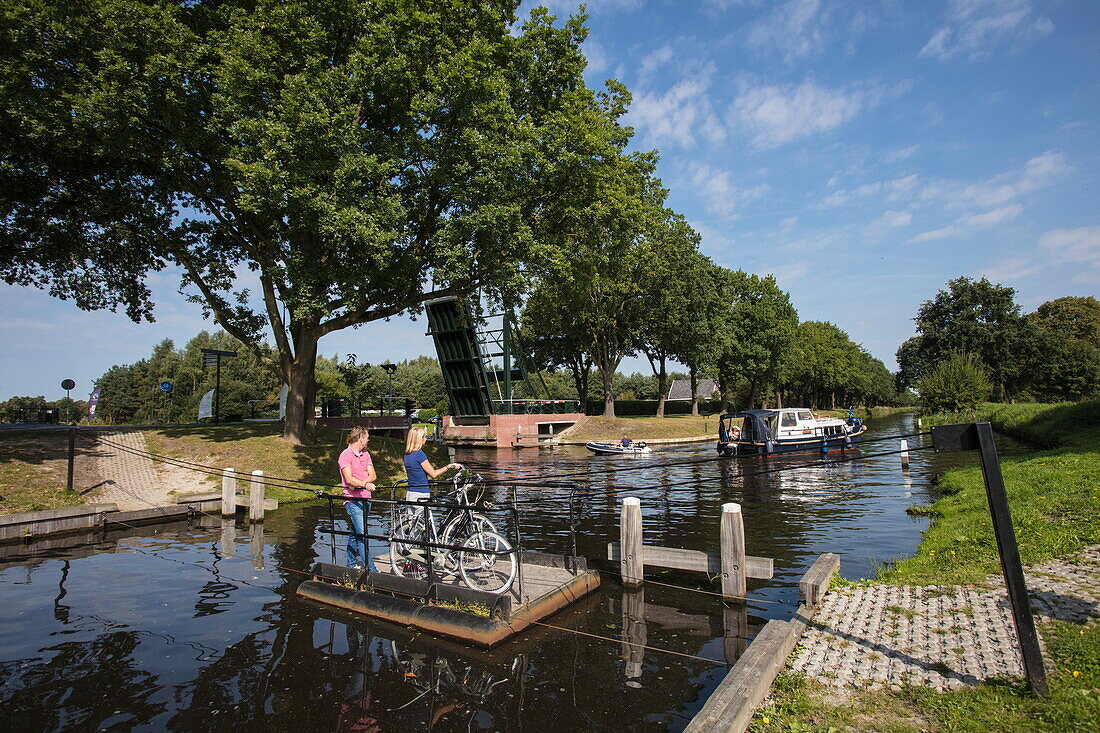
[{"xmin": 389, "ymin": 470, "xmax": 517, "ymax": 594}]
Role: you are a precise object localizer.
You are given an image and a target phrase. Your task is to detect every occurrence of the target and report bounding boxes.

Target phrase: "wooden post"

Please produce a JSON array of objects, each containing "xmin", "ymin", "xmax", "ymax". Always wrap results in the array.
[
  {"xmin": 622, "ymin": 587, "xmax": 647, "ymax": 687},
  {"xmin": 219, "ymin": 518, "xmax": 236, "ymax": 558},
  {"xmin": 723, "ymin": 603, "xmax": 749, "ymax": 663},
  {"xmin": 249, "ymin": 470, "xmax": 265, "ymax": 522},
  {"xmin": 621, "ymin": 497, "xmax": 643, "ymax": 587},
  {"xmin": 221, "ymin": 468, "xmax": 236, "ymax": 517},
  {"xmin": 900, "ymin": 439, "xmax": 910, "ymax": 469},
  {"xmin": 720, "ymin": 502, "xmax": 746, "ymax": 599},
  {"xmin": 248, "ymin": 522, "xmax": 264, "ymax": 570}
]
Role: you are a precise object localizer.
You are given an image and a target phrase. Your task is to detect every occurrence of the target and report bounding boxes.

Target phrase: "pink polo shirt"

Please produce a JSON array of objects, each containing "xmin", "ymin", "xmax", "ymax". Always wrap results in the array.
[{"xmin": 338, "ymin": 446, "xmax": 373, "ymax": 499}]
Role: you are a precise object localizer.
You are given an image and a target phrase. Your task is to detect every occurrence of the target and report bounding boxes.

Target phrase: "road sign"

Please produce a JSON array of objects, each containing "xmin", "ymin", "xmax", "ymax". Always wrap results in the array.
[
  {"xmin": 160, "ymin": 381, "xmax": 173, "ymax": 392},
  {"xmin": 61, "ymin": 379, "xmax": 76, "ymax": 391}
]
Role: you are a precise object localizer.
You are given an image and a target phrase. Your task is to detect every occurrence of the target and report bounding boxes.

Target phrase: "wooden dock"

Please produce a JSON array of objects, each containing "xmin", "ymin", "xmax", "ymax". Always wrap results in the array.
[{"xmin": 296, "ymin": 551, "xmax": 600, "ymax": 648}]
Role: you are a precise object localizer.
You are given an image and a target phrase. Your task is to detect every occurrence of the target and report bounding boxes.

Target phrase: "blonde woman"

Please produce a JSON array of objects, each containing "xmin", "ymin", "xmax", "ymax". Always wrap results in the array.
[
  {"xmin": 403, "ymin": 427, "xmax": 461, "ymax": 501},
  {"xmin": 338, "ymin": 426, "xmax": 377, "ymax": 571}
]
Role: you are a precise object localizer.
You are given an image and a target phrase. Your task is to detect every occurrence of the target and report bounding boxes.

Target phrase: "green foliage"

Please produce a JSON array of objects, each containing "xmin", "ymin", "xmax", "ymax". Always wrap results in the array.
[
  {"xmin": 917, "ymin": 352, "xmax": 993, "ymax": 413},
  {"xmin": 785, "ymin": 320, "xmax": 899, "ymax": 409},
  {"xmin": 0, "ymin": 0, "xmax": 620, "ymax": 443}
]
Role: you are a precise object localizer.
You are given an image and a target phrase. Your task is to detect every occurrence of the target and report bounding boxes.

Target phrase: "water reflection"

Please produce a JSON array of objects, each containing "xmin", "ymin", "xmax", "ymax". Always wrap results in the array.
[{"xmin": 0, "ymin": 412, "xmax": 1033, "ymax": 731}]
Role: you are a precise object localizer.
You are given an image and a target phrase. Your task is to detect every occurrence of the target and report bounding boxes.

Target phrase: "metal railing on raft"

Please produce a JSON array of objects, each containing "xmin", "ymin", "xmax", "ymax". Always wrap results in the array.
[{"xmin": 315, "ymin": 485, "xmax": 529, "ymax": 603}]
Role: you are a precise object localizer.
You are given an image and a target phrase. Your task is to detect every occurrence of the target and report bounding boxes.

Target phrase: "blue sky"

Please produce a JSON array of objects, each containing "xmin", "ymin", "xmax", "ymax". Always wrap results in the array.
[{"xmin": 2, "ymin": 0, "xmax": 1098, "ymax": 401}]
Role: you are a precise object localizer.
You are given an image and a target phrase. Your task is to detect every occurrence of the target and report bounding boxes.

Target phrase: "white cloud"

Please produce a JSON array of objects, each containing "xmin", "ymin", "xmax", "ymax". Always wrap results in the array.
[
  {"xmin": 637, "ymin": 44, "xmax": 675, "ymax": 80},
  {"xmin": 959, "ymin": 151, "xmax": 1071, "ymax": 207},
  {"xmin": 691, "ymin": 164, "xmax": 769, "ymax": 218},
  {"xmin": 909, "ymin": 203, "xmax": 1022, "ymax": 243},
  {"xmin": 745, "ymin": 0, "xmax": 826, "ymax": 64},
  {"xmin": 732, "ymin": 79, "xmax": 901, "ymax": 149},
  {"xmin": 582, "ymin": 38, "xmax": 610, "ymax": 75},
  {"xmin": 981, "ymin": 257, "xmax": 1041, "ymax": 282},
  {"xmin": 920, "ymin": 0, "xmax": 1053, "ymax": 61},
  {"xmin": 629, "ymin": 65, "xmax": 726, "ymax": 149},
  {"xmin": 1039, "ymin": 226, "xmax": 1100, "ymax": 265},
  {"xmin": 883, "ymin": 145, "xmax": 919, "ymax": 164},
  {"xmin": 822, "ymin": 174, "xmax": 918, "ymax": 208},
  {"xmin": 863, "ymin": 209, "xmax": 912, "ymax": 237}
]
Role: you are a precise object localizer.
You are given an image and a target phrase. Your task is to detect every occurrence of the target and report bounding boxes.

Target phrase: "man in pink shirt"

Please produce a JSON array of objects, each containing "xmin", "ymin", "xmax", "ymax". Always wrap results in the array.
[{"xmin": 338, "ymin": 426, "xmax": 377, "ymax": 571}]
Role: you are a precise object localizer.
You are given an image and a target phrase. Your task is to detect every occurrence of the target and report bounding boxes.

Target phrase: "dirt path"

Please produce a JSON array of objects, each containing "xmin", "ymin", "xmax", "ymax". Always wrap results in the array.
[{"xmin": 81, "ymin": 430, "xmax": 209, "ymax": 510}]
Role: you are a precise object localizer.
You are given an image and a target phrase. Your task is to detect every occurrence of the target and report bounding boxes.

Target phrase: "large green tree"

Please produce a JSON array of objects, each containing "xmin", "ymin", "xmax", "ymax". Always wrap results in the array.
[
  {"xmin": 715, "ymin": 270, "xmax": 798, "ymax": 410},
  {"xmin": 1, "ymin": 0, "xmax": 607, "ymax": 443},
  {"xmin": 896, "ymin": 277, "xmax": 1031, "ymax": 400}
]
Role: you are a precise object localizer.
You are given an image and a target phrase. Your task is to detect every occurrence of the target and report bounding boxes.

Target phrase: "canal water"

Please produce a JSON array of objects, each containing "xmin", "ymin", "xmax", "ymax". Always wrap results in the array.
[{"xmin": 0, "ymin": 413, "xmax": 1028, "ymax": 731}]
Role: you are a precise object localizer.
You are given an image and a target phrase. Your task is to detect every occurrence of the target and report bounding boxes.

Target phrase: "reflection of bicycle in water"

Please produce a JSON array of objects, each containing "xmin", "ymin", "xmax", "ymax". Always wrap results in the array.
[
  {"xmin": 389, "ymin": 470, "xmax": 518, "ymax": 594},
  {"xmin": 389, "ymin": 640, "xmax": 525, "ymax": 728}
]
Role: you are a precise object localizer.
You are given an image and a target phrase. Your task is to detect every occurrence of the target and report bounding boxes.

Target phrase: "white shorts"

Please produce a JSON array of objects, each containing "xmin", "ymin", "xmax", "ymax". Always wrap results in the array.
[{"xmin": 405, "ymin": 491, "xmax": 431, "ymax": 502}]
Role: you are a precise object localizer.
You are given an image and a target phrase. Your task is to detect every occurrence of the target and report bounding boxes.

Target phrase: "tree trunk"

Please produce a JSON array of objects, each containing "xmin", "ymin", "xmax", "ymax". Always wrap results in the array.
[
  {"xmin": 746, "ymin": 379, "xmax": 757, "ymax": 410},
  {"xmin": 601, "ymin": 366, "xmax": 616, "ymax": 418},
  {"xmin": 689, "ymin": 369, "xmax": 700, "ymax": 416},
  {"xmin": 282, "ymin": 331, "xmax": 319, "ymax": 446},
  {"xmin": 655, "ymin": 356, "xmax": 668, "ymax": 418},
  {"xmin": 774, "ymin": 388, "xmax": 783, "ymax": 409}
]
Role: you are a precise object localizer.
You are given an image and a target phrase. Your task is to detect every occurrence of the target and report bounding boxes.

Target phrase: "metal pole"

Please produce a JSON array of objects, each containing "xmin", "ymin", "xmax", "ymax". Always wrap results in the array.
[
  {"xmin": 66, "ymin": 427, "xmax": 76, "ymax": 493},
  {"xmin": 503, "ymin": 309, "xmax": 512, "ymax": 408},
  {"xmin": 975, "ymin": 422, "xmax": 1047, "ymax": 695},
  {"xmin": 214, "ymin": 356, "xmax": 222, "ymax": 425}
]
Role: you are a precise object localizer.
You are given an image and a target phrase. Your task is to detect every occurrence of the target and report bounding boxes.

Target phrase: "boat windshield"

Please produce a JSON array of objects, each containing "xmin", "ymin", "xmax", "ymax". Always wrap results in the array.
[
  {"xmin": 781, "ymin": 411, "xmax": 797, "ymax": 427},
  {"xmin": 797, "ymin": 410, "xmax": 814, "ymax": 422}
]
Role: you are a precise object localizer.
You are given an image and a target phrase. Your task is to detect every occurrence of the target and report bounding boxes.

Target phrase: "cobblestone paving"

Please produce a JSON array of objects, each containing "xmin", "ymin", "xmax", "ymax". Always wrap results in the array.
[
  {"xmin": 85, "ymin": 430, "xmax": 173, "ymax": 511},
  {"xmin": 788, "ymin": 547, "xmax": 1100, "ymax": 690}
]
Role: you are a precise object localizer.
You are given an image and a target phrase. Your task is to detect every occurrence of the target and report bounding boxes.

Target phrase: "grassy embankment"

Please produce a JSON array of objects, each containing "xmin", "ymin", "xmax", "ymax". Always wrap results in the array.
[
  {"xmin": 145, "ymin": 423, "xmax": 450, "ymax": 504},
  {"xmin": 0, "ymin": 430, "xmax": 81, "ymax": 513},
  {"xmin": 556, "ymin": 414, "xmax": 715, "ymax": 443},
  {"xmin": 752, "ymin": 401, "xmax": 1100, "ymax": 732}
]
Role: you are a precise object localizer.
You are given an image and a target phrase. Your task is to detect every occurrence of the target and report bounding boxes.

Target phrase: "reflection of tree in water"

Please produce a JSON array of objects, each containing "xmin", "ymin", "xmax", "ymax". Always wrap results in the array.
[{"xmin": 0, "ymin": 630, "xmax": 166, "ymax": 730}]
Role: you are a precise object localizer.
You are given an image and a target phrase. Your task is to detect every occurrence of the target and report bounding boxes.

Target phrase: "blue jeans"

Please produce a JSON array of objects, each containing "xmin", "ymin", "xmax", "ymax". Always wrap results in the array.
[{"xmin": 344, "ymin": 499, "xmax": 377, "ymax": 571}]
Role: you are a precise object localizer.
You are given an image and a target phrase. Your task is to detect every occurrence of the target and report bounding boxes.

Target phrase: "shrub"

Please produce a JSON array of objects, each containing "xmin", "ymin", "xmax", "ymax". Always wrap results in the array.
[{"xmin": 918, "ymin": 352, "xmax": 992, "ymax": 413}]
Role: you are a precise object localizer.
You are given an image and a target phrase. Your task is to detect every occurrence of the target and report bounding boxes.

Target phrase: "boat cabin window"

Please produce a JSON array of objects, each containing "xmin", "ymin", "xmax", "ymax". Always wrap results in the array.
[
  {"xmin": 780, "ymin": 411, "xmax": 798, "ymax": 427},
  {"xmin": 797, "ymin": 410, "xmax": 814, "ymax": 422}
]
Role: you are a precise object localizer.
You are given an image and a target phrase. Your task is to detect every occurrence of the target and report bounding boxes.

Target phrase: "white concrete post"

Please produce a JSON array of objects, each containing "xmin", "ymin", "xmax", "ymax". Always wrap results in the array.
[
  {"xmin": 249, "ymin": 470, "xmax": 265, "ymax": 522},
  {"xmin": 901, "ymin": 439, "xmax": 911, "ymax": 470}
]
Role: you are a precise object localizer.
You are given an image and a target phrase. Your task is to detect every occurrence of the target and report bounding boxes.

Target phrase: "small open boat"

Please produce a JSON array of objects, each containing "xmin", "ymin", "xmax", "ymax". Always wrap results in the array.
[
  {"xmin": 586, "ymin": 441, "xmax": 652, "ymax": 455},
  {"xmin": 717, "ymin": 409, "xmax": 865, "ymax": 456}
]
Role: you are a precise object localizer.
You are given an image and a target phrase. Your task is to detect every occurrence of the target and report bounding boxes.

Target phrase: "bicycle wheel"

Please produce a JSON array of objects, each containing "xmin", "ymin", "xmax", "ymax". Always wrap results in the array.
[
  {"xmin": 441, "ymin": 512, "xmax": 498, "ymax": 566},
  {"xmin": 389, "ymin": 512, "xmax": 429, "ymax": 580},
  {"xmin": 458, "ymin": 531, "xmax": 517, "ymax": 595}
]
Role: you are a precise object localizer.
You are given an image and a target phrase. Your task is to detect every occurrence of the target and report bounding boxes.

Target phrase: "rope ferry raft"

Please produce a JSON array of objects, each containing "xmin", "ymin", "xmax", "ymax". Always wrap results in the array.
[{"xmin": 717, "ymin": 409, "xmax": 866, "ymax": 456}]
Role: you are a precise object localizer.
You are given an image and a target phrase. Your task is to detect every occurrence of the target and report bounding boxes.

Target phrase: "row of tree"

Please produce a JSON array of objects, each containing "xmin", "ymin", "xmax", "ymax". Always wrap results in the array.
[
  {"xmin": 897, "ymin": 279, "xmax": 1100, "ymax": 406},
  {"xmin": 521, "ymin": 249, "xmax": 903, "ymax": 417}
]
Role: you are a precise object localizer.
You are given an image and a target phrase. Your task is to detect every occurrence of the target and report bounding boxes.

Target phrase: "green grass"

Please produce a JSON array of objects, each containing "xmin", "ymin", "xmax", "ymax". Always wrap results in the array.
[
  {"xmin": 0, "ymin": 430, "xmax": 82, "ymax": 514},
  {"xmin": 558, "ymin": 415, "xmax": 714, "ymax": 442},
  {"xmin": 144, "ymin": 423, "xmax": 448, "ymax": 504},
  {"xmin": 881, "ymin": 401, "xmax": 1100, "ymax": 586},
  {"xmin": 754, "ymin": 622, "xmax": 1100, "ymax": 732}
]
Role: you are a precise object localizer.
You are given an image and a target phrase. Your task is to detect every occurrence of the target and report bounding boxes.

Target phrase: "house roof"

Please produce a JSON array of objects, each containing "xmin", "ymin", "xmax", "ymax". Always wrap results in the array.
[{"xmin": 667, "ymin": 378, "xmax": 718, "ymax": 401}]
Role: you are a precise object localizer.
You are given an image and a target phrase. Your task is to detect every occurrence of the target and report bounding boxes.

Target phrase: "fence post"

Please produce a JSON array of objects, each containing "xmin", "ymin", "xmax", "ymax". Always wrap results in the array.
[
  {"xmin": 221, "ymin": 468, "xmax": 236, "ymax": 517},
  {"xmin": 621, "ymin": 497, "xmax": 643, "ymax": 587},
  {"xmin": 900, "ymin": 439, "xmax": 910, "ymax": 469},
  {"xmin": 720, "ymin": 502, "xmax": 746, "ymax": 599},
  {"xmin": 249, "ymin": 470, "xmax": 265, "ymax": 522}
]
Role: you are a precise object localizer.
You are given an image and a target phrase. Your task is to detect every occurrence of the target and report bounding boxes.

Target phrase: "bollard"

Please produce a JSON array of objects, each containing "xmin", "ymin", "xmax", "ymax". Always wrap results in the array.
[
  {"xmin": 900, "ymin": 439, "xmax": 910, "ymax": 470},
  {"xmin": 621, "ymin": 497, "xmax": 643, "ymax": 587},
  {"xmin": 222, "ymin": 468, "xmax": 237, "ymax": 516},
  {"xmin": 220, "ymin": 518, "xmax": 236, "ymax": 557},
  {"xmin": 720, "ymin": 503, "xmax": 746, "ymax": 599},
  {"xmin": 248, "ymin": 522, "xmax": 265, "ymax": 570},
  {"xmin": 249, "ymin": 470, "xmax": 265, "ymax": 522}
]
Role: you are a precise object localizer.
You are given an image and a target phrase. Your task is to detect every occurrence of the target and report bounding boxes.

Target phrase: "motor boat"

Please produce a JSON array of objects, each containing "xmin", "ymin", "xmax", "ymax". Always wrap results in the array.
[{"xmin": 717, "ymin": 409, "xmax": 865, "ymax": 456}]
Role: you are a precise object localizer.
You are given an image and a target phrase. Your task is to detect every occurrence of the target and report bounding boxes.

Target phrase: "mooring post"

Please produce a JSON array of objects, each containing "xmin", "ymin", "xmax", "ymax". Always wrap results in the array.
[
  {"xmin": 622, "ymin": 587, "xmax": 647, "ymax": 686},
  {"xmin": 66, "ymin": 427, "xmax": 77, "ymax": 494},
  {"xmin": 722, "ymin": 603, "xmax": 749, "ymax": 663},
  {"xmin": 248, "ymin": 522, "xmax": 264, "ymax": 570},
  {"xmin": 221, "ymin": 468, "xmax": 236, "ymax": 517},
  {"xmin": 720, "ymin": 502, "xmax": 746, "ymax": 599},
  {"xmin": 621, "ymin": 497, "xmax": 643, "ymax": 587},
  {"xmin": 900, "ymin": 439, "xmax": 910, "ymax": 469},
  {"xmin": 249, "ymin": 470, "xmax": 265, "ymax": 522},
  {"xmin": 220, "ymin": 517, "xmax": 236, "ymax": 558}
]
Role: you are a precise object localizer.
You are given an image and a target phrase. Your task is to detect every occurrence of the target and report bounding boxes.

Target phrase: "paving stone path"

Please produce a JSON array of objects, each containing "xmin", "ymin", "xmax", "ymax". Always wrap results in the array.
[
  {"xmin": 788, "ymin": 547, "xmax": 1100, "ymax": 690},
  {"xmin": 80, "ymin": 430, "xmax": 216, "ymax": 511}
]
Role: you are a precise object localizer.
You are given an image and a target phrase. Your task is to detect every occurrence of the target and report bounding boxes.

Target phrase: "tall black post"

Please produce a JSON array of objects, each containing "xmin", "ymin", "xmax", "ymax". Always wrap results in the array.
[
  {"xmin": 214, "ymin": 355, "xmax": 222, "ymax": 425},
  {"xmin": 975, "ymin": 422, "xmax": 1048, "ymax": 695},
  {"xmin": 66, "ymin": 427, "xmax": 76, "ymax": 493}
]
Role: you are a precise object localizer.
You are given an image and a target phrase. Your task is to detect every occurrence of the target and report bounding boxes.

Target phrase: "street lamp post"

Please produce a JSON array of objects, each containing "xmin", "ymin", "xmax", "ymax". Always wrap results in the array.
[{"xmin": 381, "ymin": 362, "xmax": 397, "ymax": 416}]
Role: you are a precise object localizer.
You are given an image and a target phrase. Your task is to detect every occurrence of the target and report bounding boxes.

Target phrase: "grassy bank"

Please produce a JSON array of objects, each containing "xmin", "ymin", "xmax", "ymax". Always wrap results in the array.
[
  {"xmin": 755, "ymin": 401, "xmax": 1100, "ymax": 730},
  {"xmin": 887, "ymin": 401, "xmax": 1099, "ymax": 586},
  {"xmin": 146, "ymin": 423, "xmax": 450, "ymax": 504},
  {"xmin": 556, "ymin": 415, "xmax": 714, "ymax": 443},
  {"xmin": 0, "ymin": 430, "xmax": 81, "ymax": 513}
]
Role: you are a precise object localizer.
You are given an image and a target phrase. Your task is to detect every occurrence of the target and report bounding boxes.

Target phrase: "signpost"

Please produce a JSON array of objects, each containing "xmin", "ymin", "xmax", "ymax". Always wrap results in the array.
[
  {"xmin": 61, "ymin": 379, "xmax": 75, "ymax": 424},
  {"xmin": 201, "ymin": 349, "xmax": 237, "ymax": 425},
  {"xmin": 381, "ymin": 362, "xmax": 397, "ymax": 416}
]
